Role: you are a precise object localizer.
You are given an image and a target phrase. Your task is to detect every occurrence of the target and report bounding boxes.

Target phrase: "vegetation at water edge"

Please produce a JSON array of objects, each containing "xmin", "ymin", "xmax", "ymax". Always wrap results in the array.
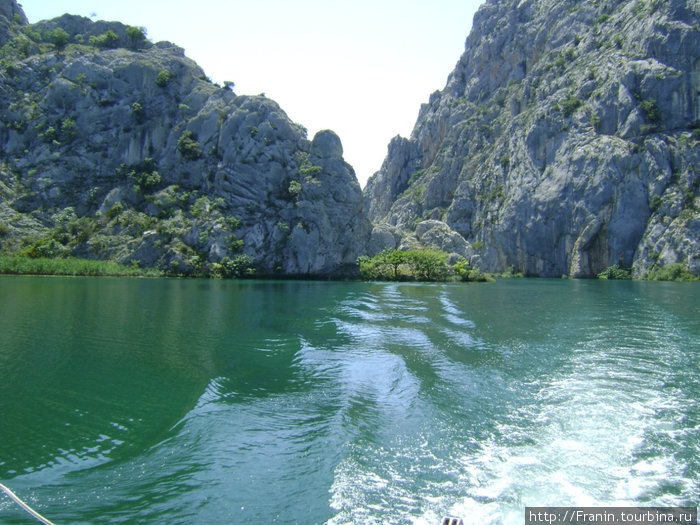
[
  {"xmin": 642, "ymin": 263, "xmax": 699, "ymax": 282},
  {"xmin": 0, "ymin": 255, "xmax": 162, "ymax": 277},
  {"xmin": 358, "ymin": 248, "xmax": 493, "ymax": 282},
  {"xmin": 597, "ymin": 264, "xmax": 633, "ymax": 280},
  {"xmin": 597, "ymin": 262, "xmax": 698, "ymax": 281}
]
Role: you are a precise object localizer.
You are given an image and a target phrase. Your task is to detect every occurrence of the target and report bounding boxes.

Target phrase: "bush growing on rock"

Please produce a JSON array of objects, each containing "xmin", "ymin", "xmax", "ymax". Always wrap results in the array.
[
  {"xmin": 125, "ymin": 25, "xmax": 146, "ymax": 49},
  {"xmin": 134, "ymin": 170, "xmax": 161, "ymax": 192},
  {"xmin": 561, "ymin": 93, "xmax": 582, "ymax": 117},
  {"xmin": 90, "ymin": 30, "xmax": 119, "ymax": 49},
  {"xmin": 299, "ymin": 161, "xmax": 322, "ymax": 178},
  {"xmin": 640, "ymin": 98, "xmax": 661, "ymax": 123},
  {"xmin": 288, "ymin": 180, "xmax": 302, "ymax": 198},
  {"xmin": 190, "ymin": 196, "xmax": 215, "ymax": 218},
  {"xmin": 49, "ymin": 28, "xmax": 70, "ymax": 51},
  {"xmin": 130, "ymin": 102, "xmax": 145, "ymax": 122},
  {"xmin": 19, "ymin": 237, "xmax": 68, "ymax": 259},
  {"xmin": 177, "ymin": 131, "xmax": 202, "ymax": 160},
  {"xmin": 106, "ymin": 202, "xmax": 125, "ymax": 219},
  {"xmin": 156, "ymin": 69, "xmax": 174, "ymax": 87}
]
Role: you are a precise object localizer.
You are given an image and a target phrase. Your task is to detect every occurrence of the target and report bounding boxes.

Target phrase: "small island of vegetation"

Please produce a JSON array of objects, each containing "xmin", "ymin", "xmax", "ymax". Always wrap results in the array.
[{"xmin": 357, "ymin": 248, "xmax": 493, "ymax": 283}]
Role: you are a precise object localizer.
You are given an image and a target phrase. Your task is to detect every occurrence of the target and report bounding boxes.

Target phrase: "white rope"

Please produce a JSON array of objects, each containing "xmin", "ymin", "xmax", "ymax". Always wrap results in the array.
[{"xmin": 0, "ymin": 482, "xmax": 56, "ymax": 525}]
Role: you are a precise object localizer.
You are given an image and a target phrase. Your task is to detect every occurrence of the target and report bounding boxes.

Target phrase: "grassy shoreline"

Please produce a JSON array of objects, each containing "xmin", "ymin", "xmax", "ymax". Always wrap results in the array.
[{"xmin": 0, "ymin": 255, "xmax": 163, "ymax": 277}]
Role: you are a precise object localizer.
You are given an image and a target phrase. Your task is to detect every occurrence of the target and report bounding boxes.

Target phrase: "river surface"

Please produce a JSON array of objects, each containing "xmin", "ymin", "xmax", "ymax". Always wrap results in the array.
[{"xmin": 0, "ymin": 276, "xmax": 697, "ymax": 524}]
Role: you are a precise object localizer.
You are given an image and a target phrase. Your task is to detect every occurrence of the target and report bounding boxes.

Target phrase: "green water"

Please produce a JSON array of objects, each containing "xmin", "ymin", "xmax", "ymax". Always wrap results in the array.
[{"xmin": 0, "ymin": 277, "xmax": 697, "ymax": 524}]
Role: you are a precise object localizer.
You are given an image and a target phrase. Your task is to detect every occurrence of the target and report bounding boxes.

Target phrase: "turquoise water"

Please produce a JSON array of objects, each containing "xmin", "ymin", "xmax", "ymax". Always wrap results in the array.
[{"xmin": 0, "ymin": 277, "xmax": 697, "ymax": 524}]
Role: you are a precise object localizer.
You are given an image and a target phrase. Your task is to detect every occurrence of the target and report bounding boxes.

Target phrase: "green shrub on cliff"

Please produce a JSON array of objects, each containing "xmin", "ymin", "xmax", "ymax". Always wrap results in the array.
[
  {"xmin": 640, "ymin": 98, "xmax": 661, "ymax": 123},
  {"xmin": 177, "ymin": 130, "xmax": 202, "ymax": 160},
  {"xmin": 130, "ymin": 102, "xmax": 145, "ymax": 122},
  {"xmin": 156, "ymin": 69, "xmax": 174, "ymax": 87},
  {"xmin": 561, "ymin": 93, "xmax": 582, "ymax": 117},
  {"xmin": 90, "ymin": 30, "xmax": 119, "ymax": 49},
  {"xmin": 125, "ymin": 26, "xmax": 147, "ymax": 49},
  {"xmin": 49, "ymin": 28, "xmax": 70, "ymax": 51},
  {"xmin": 288, "ymin": 180, "xmax": 302, "ymax": 198}
]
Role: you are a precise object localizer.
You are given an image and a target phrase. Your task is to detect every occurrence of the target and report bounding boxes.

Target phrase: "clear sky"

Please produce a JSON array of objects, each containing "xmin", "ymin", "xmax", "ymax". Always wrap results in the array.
[{"xmin": 19, "ymin": 0, "xmax": 483, "ymax": 187}]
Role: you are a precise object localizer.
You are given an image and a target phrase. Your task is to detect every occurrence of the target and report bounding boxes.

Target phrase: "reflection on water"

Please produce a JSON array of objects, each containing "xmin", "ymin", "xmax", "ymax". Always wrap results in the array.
[{"xmin": 0, "ymin": 277, "xmax": 697, "ymax": 524}]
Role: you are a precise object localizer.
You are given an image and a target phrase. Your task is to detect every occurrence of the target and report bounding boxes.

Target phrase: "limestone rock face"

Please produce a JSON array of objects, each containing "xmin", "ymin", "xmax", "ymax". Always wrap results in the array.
[
  {"xmin": 0, "ymin": 0, "xmax": 26, "ymax": 46},
  {"xmin": 0, "ymin": 1, "xmax": 370, "ymax": 275},
  {"xmin": 311, "ymin": 129, "xmax": 343, "ymax": 158},
  {"xmin": 414, "ymin": 220, "xmax": 479, "ymax": 265},
  {"xmin": 365, "ymin": 0, "xmax": 699, "ymax": 277}
]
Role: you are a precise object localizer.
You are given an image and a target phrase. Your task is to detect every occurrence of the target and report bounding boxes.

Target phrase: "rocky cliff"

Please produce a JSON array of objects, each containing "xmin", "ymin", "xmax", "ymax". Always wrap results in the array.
[
  {"xmin": 0, "ymin": 0, "xmax": 369, "ymax": 276},
  {"xmin": 365, "ymin": 0, "xmax": 699, "ymax": 277}
]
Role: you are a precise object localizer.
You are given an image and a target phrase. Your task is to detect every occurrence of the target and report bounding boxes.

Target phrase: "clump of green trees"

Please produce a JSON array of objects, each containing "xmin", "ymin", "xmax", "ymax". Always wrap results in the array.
[
  {"xmin": 209, "ymin": 255, "xmax": 256, "ymax": 279},
  {"xmin": 596, "ymin": 263, "xmax": 632, "ymax": 280},
  {"xmin": 89, "ymin": 30, "xmax": 119, "ymax": 49},
  {"xmin": 643, "ymin": 263, "xmax": 698, "ymax": 282},
  {"xmin": 597, "ymin": 262, "xmax": 698, "ymax": 281},
  {"xmin": 453, "ymin": 258, "xmax": 492, "ymax": 282},
  {"xmin": 357, "ymin": 248, "xmax": 492, "ymax": 282}
]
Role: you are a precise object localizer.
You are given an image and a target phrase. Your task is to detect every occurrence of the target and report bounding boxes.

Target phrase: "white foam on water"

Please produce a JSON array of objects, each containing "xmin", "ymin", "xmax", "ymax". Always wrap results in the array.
[
  {"xmin": 440, "ymin": 292, "xmax": 476, "ymax": 328},
  {"xmin": 431, "ymin": 341, "xmax": 694, "ymax": 523},
  {"xmin": 328, "ymin": 343, "xmax": 695, "ymax": 523},
  {"xmin": 325, "ymin": 286, "xmax": 698, "ymax": 525}
]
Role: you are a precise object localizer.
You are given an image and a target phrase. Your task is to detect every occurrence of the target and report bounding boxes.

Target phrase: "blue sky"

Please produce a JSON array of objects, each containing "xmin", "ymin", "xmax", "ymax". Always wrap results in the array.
[{"xmin": 19, "ymin": 0, "xmax": 483, "ymax": 187}]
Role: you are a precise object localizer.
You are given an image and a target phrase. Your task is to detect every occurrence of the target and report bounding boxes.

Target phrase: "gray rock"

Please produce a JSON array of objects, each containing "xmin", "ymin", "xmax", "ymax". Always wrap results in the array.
[
  {"xmin": 0, "ymin": 2, "xmax": 370, "ymax": 276},
  {"xmin": 0, "ymin": 0, "xmax": 26, "ymax": 46},
  {"xmin": 311, "ymin": 130, "xmax": 343, "ymax": 159},
  {"xmin": 369, "ymin": 222, "xmax": 401, "ymax": 255},
  {"xmin": 364, "ymin": 0, "xmax": 700, "ymax": 278},
  {"xmin": 415, "ymin": 219, "xmax": 480, "ymax": 266}
]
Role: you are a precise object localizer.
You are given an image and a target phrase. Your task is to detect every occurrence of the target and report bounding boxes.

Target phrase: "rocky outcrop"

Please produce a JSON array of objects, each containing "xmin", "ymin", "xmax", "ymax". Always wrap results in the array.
[
  {"xmin": 365, "ymin": 0, "xmax": 699, "ymax": 277},
  {"xmin": 0, "ymin": 0, "xmax": 26, "ymax": 46},
  {"xmin": 0, "ymin": 2, "xmax": 369, "ymax": 276}
]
